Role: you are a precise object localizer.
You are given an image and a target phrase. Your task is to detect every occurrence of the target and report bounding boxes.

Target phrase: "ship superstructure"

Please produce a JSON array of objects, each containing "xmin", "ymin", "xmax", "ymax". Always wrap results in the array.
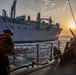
[{"xmin": 0, "ymin": 0, "xmax": 62, "ymax": 43}]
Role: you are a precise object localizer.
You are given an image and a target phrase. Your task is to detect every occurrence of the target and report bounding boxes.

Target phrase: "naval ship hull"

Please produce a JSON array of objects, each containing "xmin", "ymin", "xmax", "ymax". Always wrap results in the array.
[{"xmin": 0, "ymin": 22, "xmax": 62, "ymax": 43}]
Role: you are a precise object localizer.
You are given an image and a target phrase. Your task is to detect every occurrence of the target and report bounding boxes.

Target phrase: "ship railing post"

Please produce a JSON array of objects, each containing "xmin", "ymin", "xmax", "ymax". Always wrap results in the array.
[
  {"xmin": 50, "ymin": 43, "xmax": 53, "ymax": 59},
  {"xmin": 58, "ymin": 40, "xmax": 60, "ymax": 49},
  {"xmin": 36, "ymin": 43, "xmax": 39, "ymax": 66}
]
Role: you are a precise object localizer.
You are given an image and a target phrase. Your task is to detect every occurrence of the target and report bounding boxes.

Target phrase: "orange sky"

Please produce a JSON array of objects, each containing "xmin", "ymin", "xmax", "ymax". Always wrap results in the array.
[{"xmin": 60, "ymin": 22, "xmax": 76, "ymax": 37}]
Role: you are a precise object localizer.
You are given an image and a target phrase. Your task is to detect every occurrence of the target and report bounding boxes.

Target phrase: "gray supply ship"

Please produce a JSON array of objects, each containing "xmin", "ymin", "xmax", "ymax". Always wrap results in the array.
[{"xmin": 0, "ymin": 0, "xmax": 62, "ymax": 43}]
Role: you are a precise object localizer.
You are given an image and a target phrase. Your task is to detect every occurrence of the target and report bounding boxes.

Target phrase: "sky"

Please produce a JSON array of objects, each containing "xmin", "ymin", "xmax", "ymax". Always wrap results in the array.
[{"xmin": 0, "ymin": 0, "xmax": 76, "ymax": 36}]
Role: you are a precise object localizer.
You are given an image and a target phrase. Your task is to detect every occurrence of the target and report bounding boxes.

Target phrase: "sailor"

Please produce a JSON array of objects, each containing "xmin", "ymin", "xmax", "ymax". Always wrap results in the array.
[
  {"xmin": 53, "ymin": 47, "xmax": 62, "ymax": 61},
  {"xmin": 0, "ymin": 28, "xmax": 16, "ymax": 75}
]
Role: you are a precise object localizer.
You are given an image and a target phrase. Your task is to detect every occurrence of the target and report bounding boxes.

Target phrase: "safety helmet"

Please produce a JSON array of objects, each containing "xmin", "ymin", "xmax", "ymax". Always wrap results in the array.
[
  {"xmin": 53, "ymin": 46, "xmax": 58, "ymax": 51},
  {"xmin": 3, "ymin": 28, "xmax": 13, "ymax": 35}
]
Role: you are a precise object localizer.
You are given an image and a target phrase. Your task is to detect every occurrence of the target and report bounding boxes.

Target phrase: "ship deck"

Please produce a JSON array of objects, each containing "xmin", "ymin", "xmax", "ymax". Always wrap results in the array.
[
  {"xmin": 26, "ymin": 59, "xmax": 76, "ymax": 75},
  {"xmin": 10, "ymin": 58, "xmax": 76, "ymax": 75}
]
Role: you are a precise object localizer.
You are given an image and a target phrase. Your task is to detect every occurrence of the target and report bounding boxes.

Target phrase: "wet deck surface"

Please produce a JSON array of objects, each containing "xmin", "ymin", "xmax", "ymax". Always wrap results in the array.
[
  {"xmin": 11, "ymin": 59, "xmax": 76, "ymax": 75},
  {"xmin": 27, "ymin": 60, "xmax": 76, "ymax": 75}
]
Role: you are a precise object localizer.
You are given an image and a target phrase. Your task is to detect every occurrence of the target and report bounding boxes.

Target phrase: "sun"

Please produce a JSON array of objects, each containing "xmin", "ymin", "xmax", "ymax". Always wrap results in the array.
[{"xmin": 69, "ymin": 22, "xmax": 76, "ymax": 29}]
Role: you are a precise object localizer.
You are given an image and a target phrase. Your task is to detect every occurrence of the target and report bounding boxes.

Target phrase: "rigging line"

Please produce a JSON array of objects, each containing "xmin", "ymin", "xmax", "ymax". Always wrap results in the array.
[{"xmin": 68, "ymin": 0, "xmax": 76, "ymax": 26}]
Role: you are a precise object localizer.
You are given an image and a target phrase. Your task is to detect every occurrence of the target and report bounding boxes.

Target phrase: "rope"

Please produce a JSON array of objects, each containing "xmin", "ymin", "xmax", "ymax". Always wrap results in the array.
[
  {"xmin": 16, "ymin": 48, "xmax": 48, "ymax": 65},
  {"xmin": 16, "ymin": 48, "xmax": 34, "ymax": 62},
  {"xmin": 68, "ymin": 0, "xmax": 76, "ymax": 26}
]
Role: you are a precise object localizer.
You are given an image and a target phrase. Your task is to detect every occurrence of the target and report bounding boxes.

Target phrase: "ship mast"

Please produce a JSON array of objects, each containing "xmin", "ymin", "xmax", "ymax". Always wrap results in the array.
[
  {"xmin": 2, "ymin": 9, "xmax": 7, "ymax": 17},
  {"xmin": 10, "ymin": 0, "xmax": 17, "ymax": 19},
  {"xmin": 37, "ymin": 12, "xmax": 40, "ymax": 29}
]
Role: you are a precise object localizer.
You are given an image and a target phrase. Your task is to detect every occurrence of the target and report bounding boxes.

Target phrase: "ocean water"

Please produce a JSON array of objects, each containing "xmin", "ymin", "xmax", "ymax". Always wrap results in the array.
[
  {"xmin": 59, "ymin": 36, "xmax": 72, "ymax": 53},
  {"xmin": 10, "ymin": 36, "xmax": 72, "ymax": 70},
  {"xmin": 59, "ymin": 36, "xmax": 72, "ymax": 41}
]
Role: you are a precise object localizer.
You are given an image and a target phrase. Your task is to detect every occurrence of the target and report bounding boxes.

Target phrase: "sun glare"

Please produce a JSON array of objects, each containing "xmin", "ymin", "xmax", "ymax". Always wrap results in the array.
[{"xmin": 69, "ymin": 22, "xmax": 76, "ymax": 29}]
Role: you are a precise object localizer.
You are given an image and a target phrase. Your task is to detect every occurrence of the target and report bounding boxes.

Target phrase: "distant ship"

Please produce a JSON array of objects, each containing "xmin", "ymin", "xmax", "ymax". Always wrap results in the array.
[{"xmin": 0, "ymin": 0, "xmax": 62, "ymax": 43}]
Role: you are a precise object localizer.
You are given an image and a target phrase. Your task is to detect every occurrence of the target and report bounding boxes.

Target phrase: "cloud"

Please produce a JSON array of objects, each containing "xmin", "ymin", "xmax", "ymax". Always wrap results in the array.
[
  {"xmin": 40, "ymin": 0, "xmax": 49, "ymax": 11},
  {"xmin": 44, "ymin": 0, "xmax": 49, "ymax": 5},
  {"xmin": 51, "ymin": 3, "xmax": 56, "ymax": 6},
  {"xmin": 41, "ymin": 0, "xmax": 49, "ymax": 2},
  {"xmin": 66, "ymin": 1, "xmax": 69, "ymax": 4},
  {"xmin": 40, "ymin": 10, "xmax": 53, "ymax": 18},
  {"xmin": 53, "ymin": 10, "xmax": 57, "ymax": 12},
  {"xmin": 41, "ymin": 0, "xmax": 49, "ymax": 5},
  {"xmin": 29, "ymin": 0, "xmax": 35, "ymax": 8},
  {"xmin": 41, "ymin": 6, "xmax": 46, "ymax": 11}
]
